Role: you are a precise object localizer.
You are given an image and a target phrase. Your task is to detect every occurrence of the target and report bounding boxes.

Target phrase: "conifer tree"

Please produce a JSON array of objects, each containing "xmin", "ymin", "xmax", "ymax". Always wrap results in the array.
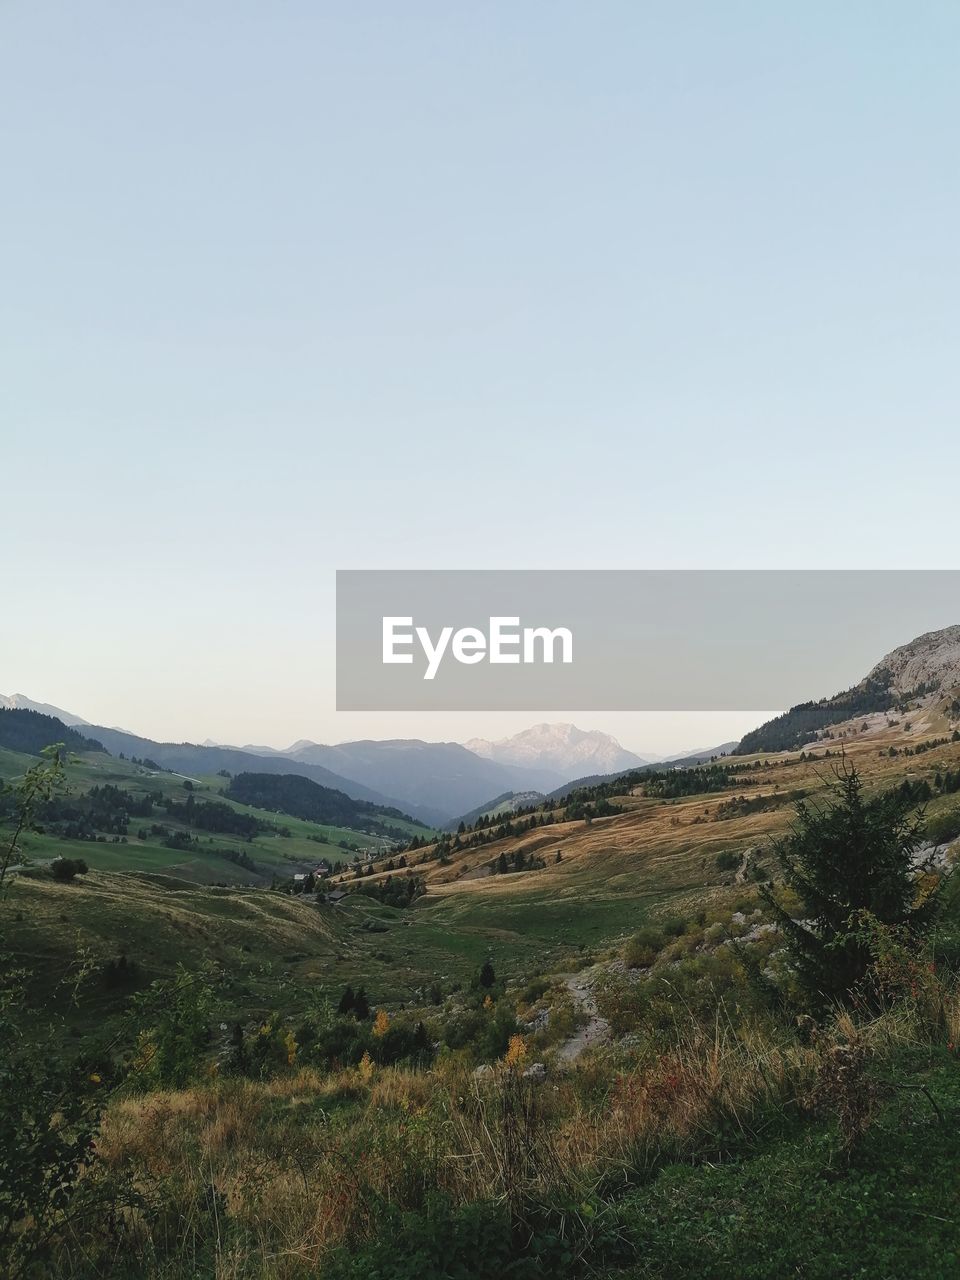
[
  {"xmin": 353, "ymin": 986, "xmax": 370, "ymax": 1020},
  {"xmin": 762, "ymin": 760, "xmax": 942, "ymax": 1003},
  {"xmin": 337, "ymin": 985, "xmax": 355, "ymax": 1016}
]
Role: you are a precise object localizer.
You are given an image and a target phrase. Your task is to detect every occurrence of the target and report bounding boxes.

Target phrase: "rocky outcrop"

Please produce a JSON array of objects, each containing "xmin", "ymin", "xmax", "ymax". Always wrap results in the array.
[{"xmin": 868, "ymin": 625, "xmax": 960, "ymax": 695}]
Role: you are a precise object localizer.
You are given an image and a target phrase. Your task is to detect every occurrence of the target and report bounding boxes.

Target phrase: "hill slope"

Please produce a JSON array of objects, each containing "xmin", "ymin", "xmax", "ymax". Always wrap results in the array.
[
  {"xmin": 0, "ymin": 708, "xmax": 104, "ymax": 756},
  {"xmin": 736, "ymin": 623, "xmax": 960, "ymax": 755},
  {"xmin": 0, "ymin": 693, "xmax": 91, "ymax": 726},
  {"xmin": 82, "ymin": 724, "xmax": 441, "ymax": 822},
  {"xmin": 868, "ymin": 624, "xmax": 960, "ymax": 693},
  {"xmin": 225, "ymin": 771, "xmax": 422, "ymax": 839}
]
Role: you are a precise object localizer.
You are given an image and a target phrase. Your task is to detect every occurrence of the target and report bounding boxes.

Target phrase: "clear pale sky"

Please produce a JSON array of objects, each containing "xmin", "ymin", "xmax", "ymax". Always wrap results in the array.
[{"xmin": 3, "ymin": 3, "xmax": 959, "ymax": 754}]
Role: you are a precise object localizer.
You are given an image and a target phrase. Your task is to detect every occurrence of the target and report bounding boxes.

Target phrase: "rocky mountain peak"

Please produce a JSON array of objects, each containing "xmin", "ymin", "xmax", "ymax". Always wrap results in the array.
[{"xmin": 868, "ymin": 624, "xmax": 960, "ymax": 694}]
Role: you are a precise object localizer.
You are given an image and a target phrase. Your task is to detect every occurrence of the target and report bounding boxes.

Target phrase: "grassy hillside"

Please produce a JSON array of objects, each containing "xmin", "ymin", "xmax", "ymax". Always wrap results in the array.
[
  {"xmin": 306, "ymin": 688, "xmax": 960, "ymax": 1002},
  {"xmin": 10, "ymin": 683, "xmax": 958, "ymax": 1026},
  {"xmin": 79, "ymin": 722, "xmax": 436, "ymax": 817},
  {"xmin": 0, "ymin": 715, "xmax": 435, "ymax": 888},
  {"xmin": 224, "ymin": 771, "xmax": 424, "ymax": 839},
  {"xmin": 5, "ymin": 683, "xmax": 960, "ymax": 1277}
]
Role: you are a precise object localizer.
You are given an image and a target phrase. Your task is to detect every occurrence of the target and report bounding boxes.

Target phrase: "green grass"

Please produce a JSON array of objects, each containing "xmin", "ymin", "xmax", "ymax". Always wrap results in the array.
[
  {"xmin": 1, "ymin": 748, "xmax": 437, "ymax": 886},
  {"xmin": 618, "ymin": 1048, "xmax": 960, "ymax": 1279}
]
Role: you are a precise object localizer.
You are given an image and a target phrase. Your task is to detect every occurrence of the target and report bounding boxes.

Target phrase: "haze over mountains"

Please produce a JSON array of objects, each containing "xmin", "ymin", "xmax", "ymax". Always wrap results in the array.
[{"xmin": 0, "ymin": 695, "xmax": 664, "ymax": 824}]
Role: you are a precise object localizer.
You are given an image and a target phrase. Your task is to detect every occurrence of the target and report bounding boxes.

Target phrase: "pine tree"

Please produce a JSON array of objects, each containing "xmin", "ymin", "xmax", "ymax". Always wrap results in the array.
[
  {"xmin": 478, "ymin": 960, "xmax": 496, "ymax": 989},
  {"xmin": 762, "ymin": 760, "xmax": 942, "ymax": 1003},
  {"xmin": 353, "ymin": 986, "xmax": 370, "ymax": 1020},
  {"xmin": 337, "ymin": 985, "xmax": 355, "ymax": 1016}
]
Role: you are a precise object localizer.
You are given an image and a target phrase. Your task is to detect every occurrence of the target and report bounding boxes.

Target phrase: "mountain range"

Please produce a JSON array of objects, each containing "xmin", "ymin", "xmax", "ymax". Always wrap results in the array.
[
  {"xmin": 0, "ymin": 695, "xmax": 667, "ymax": 824},
  {"xmin": 5, "ymin": 623, "xmax": 960, "ymax": 826}
]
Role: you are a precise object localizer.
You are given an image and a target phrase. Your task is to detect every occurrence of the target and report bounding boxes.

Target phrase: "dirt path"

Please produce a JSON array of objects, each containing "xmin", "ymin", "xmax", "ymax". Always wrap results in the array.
[{"xmin": 556, "ymin": 971, "xmax": 611, "ymax": 1063}]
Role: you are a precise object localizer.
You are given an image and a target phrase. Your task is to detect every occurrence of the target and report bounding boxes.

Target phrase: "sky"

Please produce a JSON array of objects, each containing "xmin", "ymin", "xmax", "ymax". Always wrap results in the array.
[{"xmin": 2, "ymin": 2, "xmax": 959, "ymax": 754}]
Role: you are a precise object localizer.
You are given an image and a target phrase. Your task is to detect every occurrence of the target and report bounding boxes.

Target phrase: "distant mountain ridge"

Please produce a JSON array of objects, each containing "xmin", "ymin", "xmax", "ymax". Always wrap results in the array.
[
  {"xmin": 1, "ymin": 692, "xmax": 735, "ymax": 823},
  {"xmin": 269, "ymin": 738, "xmax": 562, "ymax": 822},
  {"xmin": 78, "ymin": 724, "xmax": 441, "ymax": 822},
  {"xmin": 465, "ymin": 723, "xmax": 648, "ymax": 779},
  {"xmin": 0, "ymin": 693, "xmax": 90, "ymax": 727}
]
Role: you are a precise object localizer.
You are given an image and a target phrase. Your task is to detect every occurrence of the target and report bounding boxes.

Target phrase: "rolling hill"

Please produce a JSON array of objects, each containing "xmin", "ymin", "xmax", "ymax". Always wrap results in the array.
[
  {"xmin": 0, "ymin": 707, "xmax": 104, "ymax": 755},
  {"xmin": 79, "ymin": 724, "xmax": 442, "ymax": 822},
  {"xmin": 224, "ymin": 771, "xmax": 419, "ymax": 838},
  {"xmin": 0, "ymin": 709, "xmax": 434, "ymax": 887}
]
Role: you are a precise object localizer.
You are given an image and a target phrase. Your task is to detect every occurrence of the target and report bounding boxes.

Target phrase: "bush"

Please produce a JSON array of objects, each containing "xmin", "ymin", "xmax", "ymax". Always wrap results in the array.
[
  {"xmin": 440, "ymin": 1001, "xmax": 517, "ymax": 1062},
  {"xmin": 299, "ymin": 1014, "xmax": 372, "ymax": 1068},
  {"xmin": 0, "ymin": 979, "xmax": 99, "ymax": 1273},
  {"xmin": 520, "ymin": 976, "xmax": 552, "ymax": 1006},
  {"xmin": 926, "ymin": 808, "xmax": 960, "ymax": 847},
  {"xmin": 128, "ymin": 969, "xmax": 215, "ymax": 1088},
  {"xmin": 624, "ymin": 926, "xmax": 665, "ymax": 970},
  {"xmin": 51, "ymin": 857, "xmax": 88, "ymax": 882}
]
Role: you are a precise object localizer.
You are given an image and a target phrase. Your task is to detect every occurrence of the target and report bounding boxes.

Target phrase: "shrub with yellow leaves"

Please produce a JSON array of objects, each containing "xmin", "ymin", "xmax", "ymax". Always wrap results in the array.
[
  {"xmin": 504, "ymin": 1034, "xmax": 527, "ymax": 1068},
  {"xmin": 284, "ymin": 1029, "xmax": 297, "ymax": 1066},
  {"xmin": 372, "ymin": 1008, "xmax": 390, "ymax": 1038}
]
